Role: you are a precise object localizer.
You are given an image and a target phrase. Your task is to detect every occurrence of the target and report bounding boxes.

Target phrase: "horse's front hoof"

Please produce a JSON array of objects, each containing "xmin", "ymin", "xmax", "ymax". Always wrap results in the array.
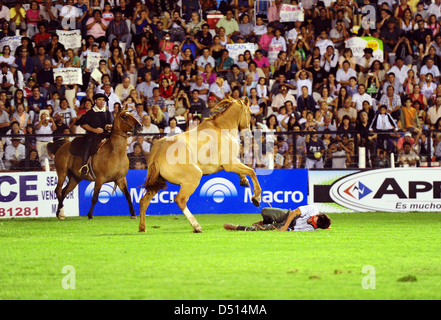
[
  {"xmin": 88, "ymin": 215, "xmax": 93, "ymax": 220},
  {"xmin": 139, "ymin": 229, "xmax": 146, "ymax": 233},
  {"xmin": 193, "ymin": 226, "xmax": 202, "ymax": 233},
  {"xmin": 252, "ymin": 196, "xmax": 261, "ymax": 207},
  {"xmin": 130, "ymin": 215, "xmax": 137, "ymax": 219}
]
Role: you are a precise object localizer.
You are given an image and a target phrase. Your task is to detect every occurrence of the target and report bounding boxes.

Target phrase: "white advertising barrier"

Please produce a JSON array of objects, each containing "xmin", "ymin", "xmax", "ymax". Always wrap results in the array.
[
  {"xmin": 0, "ymin": 172, "xmax": 79, "ymax": 219},
  {"xmin": 310, "ymin": 168, "xmax": 441, "ymax": 213}
]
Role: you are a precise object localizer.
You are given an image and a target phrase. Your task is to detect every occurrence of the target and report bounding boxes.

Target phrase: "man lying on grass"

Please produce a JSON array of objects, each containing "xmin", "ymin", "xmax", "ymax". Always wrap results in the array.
[{"xmin": 224, "ymin": 205, "xmax": 332, "ymax": 231}]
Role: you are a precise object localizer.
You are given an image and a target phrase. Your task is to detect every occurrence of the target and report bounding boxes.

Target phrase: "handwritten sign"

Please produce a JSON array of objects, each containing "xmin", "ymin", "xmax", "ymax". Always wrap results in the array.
[
  {"xmin": 280, "ymin": 4, "xmax": 304, "ymax": 22},
  {"xmin": 345, "ymin": 36, "xmax": 384, "ymax": 63},
  {"xmin": 53, "ymin": 67, "xmax": 83, "ymax": 85},
  {"xmin": 225, "ymin": 43, "xmax": 257, "ymax": 63},
  {"xmin": 268, "ymin": 44, "xmax": 283, "ymax": 65},
  {"xmin": 0, "ymin": 36, "xmax": 23, "ymax": 55},
  {"xmin": 56, "ymin": 29, "xmax": 82, "ymax": 49},
  {"xmin": 86, "ymin": 52, "xmax": 106, "ymax": 70}
]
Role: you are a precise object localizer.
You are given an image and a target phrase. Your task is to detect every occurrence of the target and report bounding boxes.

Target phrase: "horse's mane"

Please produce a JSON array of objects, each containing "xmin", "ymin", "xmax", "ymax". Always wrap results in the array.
[{"xmin": 205, "ymin": 97, "xmax": 248, "ymax": 122}]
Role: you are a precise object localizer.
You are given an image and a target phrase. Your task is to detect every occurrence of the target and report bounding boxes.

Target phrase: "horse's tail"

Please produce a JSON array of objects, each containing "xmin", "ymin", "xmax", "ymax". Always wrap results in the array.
[{"xmin": 144, "ymin": 158, "xmax": 167, "ymax": 192}]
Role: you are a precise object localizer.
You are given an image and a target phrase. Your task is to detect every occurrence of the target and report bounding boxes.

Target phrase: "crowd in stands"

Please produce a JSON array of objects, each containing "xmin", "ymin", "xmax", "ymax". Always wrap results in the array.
[{"xmin": 1, "ymin": 0, "xmax": 441, "ymax": 171}]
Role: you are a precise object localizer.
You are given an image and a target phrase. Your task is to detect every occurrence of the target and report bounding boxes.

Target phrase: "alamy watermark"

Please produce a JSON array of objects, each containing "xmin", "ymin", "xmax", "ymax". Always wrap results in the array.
[{"xmin": 61, "ymin": 265, "xmax": 76, "ymax": 290}]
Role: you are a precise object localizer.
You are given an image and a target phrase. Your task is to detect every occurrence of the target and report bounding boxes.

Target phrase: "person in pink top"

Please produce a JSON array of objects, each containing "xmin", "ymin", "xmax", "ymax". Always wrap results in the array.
[
  {"xmin": 26, "ymin": 1, "xmax": 41, "ymax": 39},
  {"xmin": 258, "ymin": 25, "xmax": 274, "ymax": 56},
  {"xmin": 86, "ymin": 9, "xmax": 109, "ymax": 44},
  {"xmin": 253, "ymin": 49, "xmax": 270, "ymax": 78},
  {"xmin": 268, "ymin": 0, "xmax": 283, "ymax": 23}
]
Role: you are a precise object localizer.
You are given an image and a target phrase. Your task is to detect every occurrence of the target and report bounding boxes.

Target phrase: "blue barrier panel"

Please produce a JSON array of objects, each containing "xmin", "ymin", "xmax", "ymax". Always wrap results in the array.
[{"xmin": 78, "ymin": 169, "xmax": 308, "ymax": 216}]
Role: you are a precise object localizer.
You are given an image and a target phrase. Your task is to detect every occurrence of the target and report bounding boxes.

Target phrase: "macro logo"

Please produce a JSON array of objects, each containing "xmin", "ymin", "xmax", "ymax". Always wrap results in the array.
[
  {"xmin": 199, "ymin": 178, "xmax": 238, "ymax": 203},
  {"xmin": 343, "ymin": 181, "xmax": 372, "ymax": 200},
  {"xmin": 84, "ymin": 182, "xmax": 124, "ymax": 204}
]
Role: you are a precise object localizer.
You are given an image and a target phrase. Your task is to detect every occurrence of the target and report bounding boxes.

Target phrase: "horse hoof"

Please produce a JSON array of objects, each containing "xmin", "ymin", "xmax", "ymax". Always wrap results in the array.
[
  {"xmin": 130, "ymin": 215, "xmax": 137, "ymax": 219},
  {"xmin": 252, "ymin": 197, "xmax": 261, "ymax": 207},
  {"xmin": 88, "ymin": 216, "xmax": 93, "ymax": 220},
  {"xmin": 193, "ymin": 226, "xmax": 202, "ymax": 233},
  {"xmin": 139, "ymin": 229, "xmax": 146, "ymax": 233}
]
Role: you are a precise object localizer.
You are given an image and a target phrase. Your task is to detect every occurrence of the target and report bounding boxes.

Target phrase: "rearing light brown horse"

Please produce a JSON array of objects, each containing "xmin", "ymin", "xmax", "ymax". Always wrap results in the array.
[
  {"xmin": 52, "ymin": 110, "xmax": 142, "ymax": 219},
  {"xmin": 139, "ymin": 96, "xmax": 262, "ymax": 233}
]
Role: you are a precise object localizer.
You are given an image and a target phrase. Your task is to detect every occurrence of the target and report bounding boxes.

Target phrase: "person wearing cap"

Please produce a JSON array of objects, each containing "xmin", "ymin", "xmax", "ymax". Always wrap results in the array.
[
  {"xmin": 224, "ymin": 204, "xmax": 332, "ymax": 232},
  {"xmin": 76, "ymin": 93, "xmax": 113, "ymax": 175},
  {"xmin": 4, "ymin": 137, "xmax": 26, "ymax": 170}
]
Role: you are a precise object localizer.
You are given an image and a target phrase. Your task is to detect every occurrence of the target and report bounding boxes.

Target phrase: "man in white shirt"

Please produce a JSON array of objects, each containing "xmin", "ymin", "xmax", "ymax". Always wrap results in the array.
[
  {"xmin": 136, "ymin": 72, "xmax": 157, "ymax": 101},
  {"xmin": 209, "ymin": 78, "xmax": 231, "ymax": 101},
  {"xmin": 387, "ymin": 57, "xmax": 410, "ymax": 85},
  {"xmin": 352, "ymin": 84, "xmax": 372, "ymax": 111},
  {"xmin": 420, "ymin": 58, "xmax": 441, "ymax": 82},
  {"xmin": 102, "ymin": 82, "xmax": 121, "ymax": 112},
  {"xmin": 0, "ymin": 1, "xmax": 10, "ymax": 22},
  {"xmin": 427, "ymin": 0, "xmax": 441, "ymax": 20},
  {"xmin": 189, "ymin": 75, "xmax": 209, "ymax": 102},
  {"xmin": 140, "ymin": 114, "xmax": 159, "ymax": 142},
  {"xmin": 4, "ymin": 138, "xmax": 25, "ymax": 170},
  {"xmin": 314, "ymin": 31, "xmax": 335, "ymax": 56},
  {"xmin": 320, "ymin": 45, "xmax": 339, "ymax": 75},
  {"xmin": 223, "ymin": 204, "xmax": 332, "ymax": 231},
  {"xmin": 196, "ymin": 48, "xmax": 215, "ymax": 72},
  {"xmin": 336, "ymin": 60, "xmax": 357, "ymax": 86}
]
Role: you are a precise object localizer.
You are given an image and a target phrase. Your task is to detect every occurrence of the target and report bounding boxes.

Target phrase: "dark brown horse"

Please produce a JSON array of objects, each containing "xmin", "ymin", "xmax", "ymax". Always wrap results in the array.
[{"xmin": 51, "ymin": 110, "xmax": 142, "ymax": 219}]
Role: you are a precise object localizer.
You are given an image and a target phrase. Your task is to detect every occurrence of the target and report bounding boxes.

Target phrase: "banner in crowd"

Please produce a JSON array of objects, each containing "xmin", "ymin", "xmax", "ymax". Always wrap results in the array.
[
  {"xmin": 344, "ymin": 36, "xmax": 384, "ymax": 62},
  {"xmin": 268, "ymin": 44, "xmax": 283, "ymax": 65},
  {"xmin": 78, "ymin": 169, "xmax": 309, "ymax": 216},
  {"xmin": 225, "ymin": 43, "xmax": 257, "ymax": 63},
  {"xmin": 86, "ymin": 52, "xmax": 106, "ymax": 70},
  {"xmin": 0, "ymin": 172, "xmax": 79, "ymax": 219},
  {"xmin": 310, "ymin": 168, "xmax": 441, "ymax": 212},
  {"xmin": 53, "ymin": 67, "xmax": 83, "ymax": 85},
  {"xmin": 56, "ymin": 29, "xmax": 82, "ymax": 49},
  {"xmin": 280, "ymin": 4, "xmax": 304, "ymax": 22},
  {"xmin": 0, "ymin": 35, "xmax": 23, "ymax": 56}
]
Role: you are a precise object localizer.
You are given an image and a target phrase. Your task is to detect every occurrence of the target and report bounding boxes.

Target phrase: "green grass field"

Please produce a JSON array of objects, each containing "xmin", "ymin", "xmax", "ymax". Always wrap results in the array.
[{"xmin": 1, "ymin": 212, "xmax": 441, "ymax": 300}]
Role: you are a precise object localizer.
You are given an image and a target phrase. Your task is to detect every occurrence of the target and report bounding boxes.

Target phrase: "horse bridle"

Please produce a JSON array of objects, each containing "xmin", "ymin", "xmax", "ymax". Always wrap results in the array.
[{"xmin": 113, "ymin": 112, "xmax": 140, "ymax": 138}]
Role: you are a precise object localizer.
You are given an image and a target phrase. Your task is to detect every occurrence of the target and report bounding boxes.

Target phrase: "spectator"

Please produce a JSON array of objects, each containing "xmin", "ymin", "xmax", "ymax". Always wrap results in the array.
[
  {"xmin": 397, "ymin": 141, "xmax": 420, "ymax": 167},
  {"xmin": 4, "ymin": 138, "xmax": 26, "ymax": 170}
]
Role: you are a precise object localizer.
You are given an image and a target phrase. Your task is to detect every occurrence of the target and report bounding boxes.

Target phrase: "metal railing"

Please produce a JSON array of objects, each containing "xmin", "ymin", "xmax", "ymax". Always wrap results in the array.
[{"xmin": 0, "ymin": 128, "xmax": 437, "ymax": 171}]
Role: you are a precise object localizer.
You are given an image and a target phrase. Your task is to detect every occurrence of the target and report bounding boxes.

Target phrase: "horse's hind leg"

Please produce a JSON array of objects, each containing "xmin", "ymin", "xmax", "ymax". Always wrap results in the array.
[
  {"xmin": 175, "ymin": 179, "xmax": 203, "ymax": 233},
  {"xmin": 139, "ymin": 188, "xmax": 159, "ymax": 232},
  {"xmin": 115, "ymin": 177, "xmax": 136, "ymax": 219}
]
